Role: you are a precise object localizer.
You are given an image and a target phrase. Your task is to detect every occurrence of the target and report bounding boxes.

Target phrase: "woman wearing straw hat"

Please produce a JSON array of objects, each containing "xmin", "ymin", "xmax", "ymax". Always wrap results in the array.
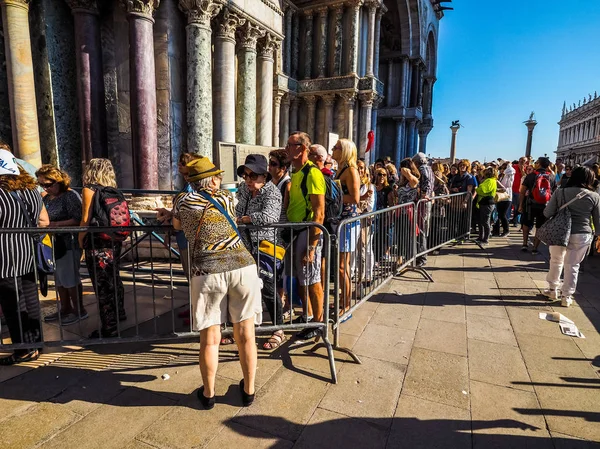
[{"xmin": 172, "ymin": 156, "xmax": 261, "ymax": 409}]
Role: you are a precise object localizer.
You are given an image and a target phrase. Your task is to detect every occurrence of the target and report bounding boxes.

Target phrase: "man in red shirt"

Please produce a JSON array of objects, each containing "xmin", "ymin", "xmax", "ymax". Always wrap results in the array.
[{"xmin": 511, "ymin": 157, "xmax": 528, "ymax": 225}]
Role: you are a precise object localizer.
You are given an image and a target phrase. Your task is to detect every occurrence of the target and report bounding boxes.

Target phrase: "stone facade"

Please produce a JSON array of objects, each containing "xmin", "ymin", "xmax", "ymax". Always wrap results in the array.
[
  {"xmin": 556, "ymin": 93, "xmax": 600, "ymax": 165},
  {"xmin": 0, "ymin": 0, "xmax": 446, "ymax": 188}
]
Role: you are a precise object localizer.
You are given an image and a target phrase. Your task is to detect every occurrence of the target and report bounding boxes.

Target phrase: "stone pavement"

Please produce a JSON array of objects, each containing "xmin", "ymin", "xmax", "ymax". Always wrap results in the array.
[{"xmin": 1, "ymin": 235, "xmax": 599, "ymax": 449}]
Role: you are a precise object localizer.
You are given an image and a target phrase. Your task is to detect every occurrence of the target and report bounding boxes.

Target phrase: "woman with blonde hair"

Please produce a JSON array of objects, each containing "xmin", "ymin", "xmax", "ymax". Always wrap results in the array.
[
  {"xmin": 332, "ymin": 139, "xmax": 360, "ymax": 314},
  {"xmin": 36, "ymin": 164, "xmax": 86, "ymax": 325},
  {"xmin": 475, "ymin": 167, "xmax": 498, "ymax": 245},
  {"xmin": 356, "ymin": 158, "xmax": 376, "ymax": 285},
  {"xmin": 78, "ymin": 158, "xmax": 125, "ymax": 338},
  {"xmin": 0, "ymin": 145, "xmax": 49, "ymax": 364}
]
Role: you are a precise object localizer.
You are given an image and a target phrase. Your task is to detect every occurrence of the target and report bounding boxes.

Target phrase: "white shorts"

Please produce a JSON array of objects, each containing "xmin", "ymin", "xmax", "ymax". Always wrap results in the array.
[{"xmin": 190, "ymin": 264, "xmax": 262, "ymax": 331}]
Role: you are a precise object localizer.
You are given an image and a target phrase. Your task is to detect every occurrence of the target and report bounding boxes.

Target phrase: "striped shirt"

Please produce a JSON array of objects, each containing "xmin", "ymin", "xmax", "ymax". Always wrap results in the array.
[
  {"xmin": 0, "ymin": 188, "xmax": 43, "ymax": 279},
  {"xmin": 173, "ymin": 188, "xmax": 254, "ymax": 276}
]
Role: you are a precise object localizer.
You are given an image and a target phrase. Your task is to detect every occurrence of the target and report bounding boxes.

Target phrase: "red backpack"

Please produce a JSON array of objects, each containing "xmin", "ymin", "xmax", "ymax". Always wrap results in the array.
[
  {"xmin": 531, "ymin": 173, "xmax": 552, "ymax": 205},
  {"xmin": 90, "ymin": 185, "xmax": 131, "ymax": 242}
]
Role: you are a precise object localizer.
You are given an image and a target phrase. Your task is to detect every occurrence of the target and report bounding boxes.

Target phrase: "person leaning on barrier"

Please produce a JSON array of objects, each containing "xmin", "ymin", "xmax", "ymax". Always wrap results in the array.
[
  {"xmin": 356, "ymin": 159, "xmax": 376, "ymax": 285},
  {"xmin": 235, "ymin": 154, "xmax": 285, "ymax": 350},
  {"xmin": 172, "ymin": 156, "xmax": 261, "ymax": 409},
  {"xmin": 0, "ymin": 145, "xmax": 50, "ymax": 365},
  {"xmin": 36, "ymin": 164, "xmax": 87, "ymax": 326},
  {"xmin": 79, "ymin": 158, "xmax": 126, "ymax": 339},
  {"xmin": 412, "ymin": 153, "xmax": 434, "ymax": 267},
  {"xmin": 285, "ymin": 132, "xmax": 326, "ymax": 342}
]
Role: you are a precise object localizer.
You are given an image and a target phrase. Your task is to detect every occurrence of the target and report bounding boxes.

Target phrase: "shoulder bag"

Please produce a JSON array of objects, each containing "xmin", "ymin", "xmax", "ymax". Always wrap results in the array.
[{"xmin": 536, "ymin": 189, "xmax": 588, "ymax": 247}]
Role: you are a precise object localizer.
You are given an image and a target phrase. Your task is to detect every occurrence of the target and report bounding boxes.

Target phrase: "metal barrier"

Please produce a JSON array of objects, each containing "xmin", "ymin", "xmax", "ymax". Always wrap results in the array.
[
  {"xmin": 330, "ymin": 191, "xmax": 473, "ymax": 363},
  {"xmin": 0, "ymin": 222, "xmax": 338, "ymax": 383}
]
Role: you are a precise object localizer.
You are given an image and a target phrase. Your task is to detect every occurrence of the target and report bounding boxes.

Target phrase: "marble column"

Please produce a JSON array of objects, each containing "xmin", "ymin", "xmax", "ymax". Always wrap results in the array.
[
  {"xmin": 280, "ymin": 94, "xmax": 290, "ymax": 147},
  {"xmin": 67, "ymin": 0, "xmax": 107, "ymax": 163},
  {"xmin": 289, "ymin": 95, "xmax": 299, "ymax": 132},
  {"xmin": 410, "ymin": 60, "xmax": 420, "ymax": 107},
  {"xmin": 405, "ymin": 119, "xmax": 417, "ymax": 156},
  {"xmin": 304, "ymin": 95, "xmax": 317, "ymax": 140},
  {"xmin": 399, "ymin": 56, "xmax": 409, "ymax": 108},
  {"xmin": 303, "ymin": 10, "xmax": 313, "ymax": 79},
  {"xmin": 214, "ymin": 9, "xmax": 245, "ymax": 146},
  {"xmin": 284, "ymin": 7, "xmax": 292, "ymax": 74},
  {"xmin": 236, "ymin": 22, "xmax": 264, "ymax": 144},
  {"xmin": 394, "ymin": 118, "xmax": 405, "ymax": 163},
  {"xmin": 365, "ymin": 1, "xmax": 376, "ymax": 77},
  {"xmin": 358, "ymin": 92, "xmax": 374, "ymax": 158},
  {"xmin": 291, "ymin": 12, "xmax": 299, "ymax": 79},
  {"xmin": 272, "ymin": 91, "xmax": 283, "ymax": 148},
  {"xmin": 316, "ymin": 6, "xmax": 328, "ymax": 78},
  {"xmin": 332, "ymin": 4, "xmax": 343, "ymax": 77},
  {"xmin": 340, "ymin": 92, "xmax": 356, "ymax": 141},
  {"xmin": 0, "ymin": 0, "xmax": 41, "ymax": 166},
  {"xmin": 347, "ymin": 0, "xmax": 361, "ymax": 75},
  {"xmin": 257, "ymin": 34, "xmax": 278, "ymax": 147},
  {"xmin": 373, "ymin": 6, "xmax": 384, "ymax": 78},
  {"xmin": 386, "ymin": 59, "xmax": 393, "ymax": 106},
  {"xmin": 179, "ymin": 0, "xmax": 222, "ymax": 158},
  {"xmin": 417, "ymin": 63, "xmax": 425, "ymax": 107},
  {"xmin": 323, "ymin": 93, "xmax": 335, "ymax": 147},
  {"xmin": 120, "ymin": 0, "xmax": 160, "ymax": 189},
  {"xmin": 418, "ymin": 127, "xmax": 430, "ymax": 153}
]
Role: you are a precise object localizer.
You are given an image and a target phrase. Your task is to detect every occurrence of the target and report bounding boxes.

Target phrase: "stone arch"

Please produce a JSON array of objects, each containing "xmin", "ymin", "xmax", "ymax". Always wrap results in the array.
[
  {"xmin": 407, "ymin": 0, "xmax": 421, "ymax": 57},
  {"xmin": 425, "ymin": 29, "xmax": 437, "ymax": 77},
  {"xmin": 380, "ymin": 0, "xmax": 411, "ymax": 56}
]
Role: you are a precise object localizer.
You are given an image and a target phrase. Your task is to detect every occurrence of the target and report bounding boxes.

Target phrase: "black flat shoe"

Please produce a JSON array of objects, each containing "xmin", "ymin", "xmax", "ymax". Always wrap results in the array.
[
  {"xmin": 239, "ymin": 379, "xmax": 255, "ymax": 407},
  {"xmin": 197, "ymin": 386, "xmax": 215, "ymax": 410}
]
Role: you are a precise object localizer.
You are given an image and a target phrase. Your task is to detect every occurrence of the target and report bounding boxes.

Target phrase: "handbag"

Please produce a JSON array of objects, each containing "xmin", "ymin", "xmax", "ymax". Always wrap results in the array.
[
  {"xmin": 536, "ymin": 190, "xmax": 588, "ymax": 247},
  {"xmin": 494, "ymin": 191, "xmax": 511, "ymax": 202}
]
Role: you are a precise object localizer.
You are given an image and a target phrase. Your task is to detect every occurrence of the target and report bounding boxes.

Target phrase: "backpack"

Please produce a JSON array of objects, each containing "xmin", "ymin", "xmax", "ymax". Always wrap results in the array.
[
  {"xmin": 90, "ymin": 185, "xmax": 131, "ymax": 242},
  {"xmin": 530, "ymin": 173, "xmax": 552, "ymax": 205},
  {"xmin": 300, "ymin": 165, "xmax": 343, "ymax": 228}
]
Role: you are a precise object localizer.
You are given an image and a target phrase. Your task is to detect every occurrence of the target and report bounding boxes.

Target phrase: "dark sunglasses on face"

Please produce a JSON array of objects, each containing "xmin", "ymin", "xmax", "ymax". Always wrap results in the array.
[
  {"xmin": 242, "ymin": 172, "xmax": 261, "ymax": 180},
  {"xmin": 39, "ymin": 181, "xmax": 56, "ymax": 189},
  {"xmin": 286, "ymin": 142, "xmax": 302, "ymax": 149},
  {"xmin": 377, "ymin": 173, "xmax": 386, "ymax": 177}
]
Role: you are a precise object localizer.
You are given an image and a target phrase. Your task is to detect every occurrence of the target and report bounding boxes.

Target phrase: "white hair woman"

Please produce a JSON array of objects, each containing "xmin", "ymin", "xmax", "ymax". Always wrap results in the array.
[{"xmin": 172, "ymin": 156, "xmax": 262, "ymax": 409}]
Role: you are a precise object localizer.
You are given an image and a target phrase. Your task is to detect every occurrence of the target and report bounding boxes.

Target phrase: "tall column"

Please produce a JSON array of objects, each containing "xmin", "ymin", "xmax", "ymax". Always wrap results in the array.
[
  {"xmin": 340, "ymin": 92, "xmax": 356, "ymax": 141},
  {"xmin": 365, "ymin": 1, "xmax": 376, "ymax": 77},
  {"xmin": 450, "ymin": 123, "xmax": 460, "ymax": 164},
  {"xmin": 303, "ymin": 10, "xmax": 313, "ymax": 79},
  {"xmin": 524, "ymin": 118, "xmax": 537, "ymax": 158},
  {"xmin": 291, "ymin": 12, "xmax": 299, "ymax": 79},
  {"xmin": 406, "ymin": 119, "xmax": 416, "ymax": 156},
  {"xmin": 394, "ymin": 118, "xmax": 405, "ymax": 164},
  {"xmin": 236, "ymin": 22, "xmax": 265, "ymax": 144},
  {"xmin": 289, "ymin": 95, "xmax": 299, "ymax": 132},
  {"xmin": 284, "ymin": 7, "xmax": 292, "ymax": 74},
  {"xmin": 373, "ymin": 6, "xmax": 384, "ymax": 78},
  {"xmin": 399, "ymin": 56, "xmax": 409, "ymax": 108},
  {"xmin": 418, "ymin": 127, "xmax": 430, "ymax": 153},
  {"xmin": 323, "ymin": 94, "xmax": 335, "ymax": 147},
  {"xmin": 410, "ymin": 60, "xmax": 419, "ymax": 107},
  {"xmin": 214, "ymin": 9, "xmax": 245, "ymax": 145},
  {"xmin": 332, "ymin": 4, "xmax": 343, "ymax": 77},
  {"xmin": 257, "ymin": 34, "xmax": 278, "ymax": 146},
  {"xmin": 316, "ymin": 6, "xmax": 328, "ymax": 78},
  {"xmin": 0, "ymin": 0, "xmax": 41, "ymax": 166},
  {"xmin": 272, "ymin": 91, "xmax": 283, "ymax": 148},
  {"xmin": 305, "ymin": 95, "xmax": 317, "ymax": 140},
  {"xmin": 347, "ymin": 0, "xmax": 361, "ymax": 75},
  {"xmin": 67, "ymin": 0, "xmax": 107, "ymax": 164},
  {"xmin": 358, "ymin": 92, "xmax": 374, "ymax": 158},
  {"xmin": 386, "ymin": 59, "xmax": 393, "ymax": 105},
  {"xmin": 417, "ymin": 63, "xmax": 425, "ymax": 108},
  {"xmin": 121, "ymin": 0, "xmax": 160, "ymax": 189},
  {"xmin": 279, "ymin": 94, "xmax": 290, "ymax": 147}
]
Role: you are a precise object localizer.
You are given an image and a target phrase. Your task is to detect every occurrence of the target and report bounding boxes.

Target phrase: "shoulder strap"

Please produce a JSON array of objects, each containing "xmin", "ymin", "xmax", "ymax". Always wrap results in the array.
[
  {"xmin": 10, "ymin": 191, "xmax": 35, "ymax": 228},
  {"xmin": 197, "ymin": 190, "xmax": 240, "ymax": 237},
  {"xmin": 336, "ymin": 166, "xmax": 349, "ymax": 180},
  {"xmin": 559, "ymin": 189, "xmax": 588, "ymax": 212}
]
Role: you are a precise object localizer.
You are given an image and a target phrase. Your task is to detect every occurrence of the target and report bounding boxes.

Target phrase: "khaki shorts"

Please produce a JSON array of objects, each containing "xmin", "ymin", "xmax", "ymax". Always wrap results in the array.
[{"xmin": 190, "ymin": 264, "xmax": 262, "ymax": 331}]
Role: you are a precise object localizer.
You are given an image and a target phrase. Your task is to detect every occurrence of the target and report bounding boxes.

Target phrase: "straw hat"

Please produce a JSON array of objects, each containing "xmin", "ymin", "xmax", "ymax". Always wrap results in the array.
[{"xmin": 186, "ymin": 156, "xmax": 224, "ymax": 182}]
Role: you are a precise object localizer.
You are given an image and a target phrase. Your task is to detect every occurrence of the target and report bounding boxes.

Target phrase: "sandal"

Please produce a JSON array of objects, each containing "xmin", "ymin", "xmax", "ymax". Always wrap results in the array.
[
  {"xmin": 262, "ymin": 331, "xmax": 285, "ymax": 350},
  {"xmin": 220, "ymin": 336, "xmax": 235, "ymax": 345},
  {"xmin": 0, "ymin": 349, "xmax": 39, "ymax": 366}
]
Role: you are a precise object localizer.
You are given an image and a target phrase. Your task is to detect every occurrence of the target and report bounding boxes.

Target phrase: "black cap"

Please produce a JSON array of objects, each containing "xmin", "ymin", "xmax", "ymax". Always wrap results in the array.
[{"xmin": 237, "ymin": 154, "xmax": 270, "ymax": 179}]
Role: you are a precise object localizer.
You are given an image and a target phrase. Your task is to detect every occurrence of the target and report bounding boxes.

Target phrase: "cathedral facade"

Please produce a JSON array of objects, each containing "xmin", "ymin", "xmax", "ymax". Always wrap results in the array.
[
  {"xmin": 557, "ymin": 93, "xmax": 600, "ymax": 165},
  {"xmin": 0, "ymin": 0, "xmax": 447, "ymax": 189}
]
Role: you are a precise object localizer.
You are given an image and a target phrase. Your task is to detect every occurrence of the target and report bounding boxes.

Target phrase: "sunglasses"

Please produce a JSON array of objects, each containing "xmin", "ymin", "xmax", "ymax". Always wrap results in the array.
[
  {"xmin": 377, "ymin": 173, "xmax": 387, "ymax": 177},
  {"xmin": 285, "ymin": 142, "xmax": 302, "ymax": 149},
  {"xmin": 269, "ymin": 160, "xmax": 280, "ymax": 167},
  {"xmin": 242, "ymin": 172, "xmax": 261, "ymax": 180},
  {"xmin": 39, "ymin": 181, "xmax": 56, "ymax": 189}
]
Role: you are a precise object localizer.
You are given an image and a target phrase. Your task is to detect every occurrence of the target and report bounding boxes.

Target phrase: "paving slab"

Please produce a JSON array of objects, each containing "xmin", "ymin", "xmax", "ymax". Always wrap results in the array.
[
  {"xmin": 551, "ymin": 432, "xmax": 600, "ymax": 449},
  {"xmin": 527, "ymin": 369, "xmax": 600, "ymax": 442},
  {"xmin": 507, "ymin": 306, "xmax": 566, "ymax": 339},
  {"xmin": 207, "ymin": 422, "xmax": 294, "ymax": 449},
  {"xmin": 336, "ymin": 306, "xmax": 376, "ymax": 337},
  {"xmin": 469, "ymin": 380, "xmax": 553, "ymax": 449},
  {"xmin": 402, "ymin": 347, "xmax": 470, "ymax": 410},
  {"xmin": 352, "ymin": 323, "xmax": 414, "ymax": 364},
  {"xmin": 294, "ymin": 407, "xmax": 388, "ymax": 449},
  {"xmin": 413, "ymin": 318, "xmax": 467, "ymax": 356},
  {"xmin": 467, "ymin": 313, "xmax": 517, "ymax": 346},
  {"xmin": 468, "ymin": 339, "xmax": 533, "ymax": 392},
  {"xmin": 319, "ymin": 355, "xmax": 406, "ymax": 426},
  {"xmin": 369, "ymin": 302, "xmax": 423, "ymax": 331},
  {"xmin": 421, "ymin": 302, "xmax": 466, "ymax": 324}
]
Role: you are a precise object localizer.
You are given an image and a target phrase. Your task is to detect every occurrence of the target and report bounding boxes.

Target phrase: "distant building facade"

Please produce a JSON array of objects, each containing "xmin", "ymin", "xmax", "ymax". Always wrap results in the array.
[{"xmin": 557, "ymin": 93, "xmax": 600, "ymax": 165}]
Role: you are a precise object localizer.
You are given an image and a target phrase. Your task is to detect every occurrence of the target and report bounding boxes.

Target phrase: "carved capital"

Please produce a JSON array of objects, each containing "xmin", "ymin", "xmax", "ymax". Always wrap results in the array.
[
  {"xmin": 303, "ymin": 8, "xmax": 313, "ymax": 18},
  {"xmin": 281, "ymin": 93, "xmax": 291, "ymax": 106},
  {"xmin": 316, "ymin": 5, "xmax": 328, "ymax": 17},
  {"xmin": 120, "ymin": 0, "xmax": 160, "ymax": 17},
  {"xmin": 322, "ymin": 94, "xmax": 336, "ymax": 107},
  {"xmin": 339, "ymin": 92, "xmax": 356, "ymax": 105},
  {"xmin": 178, "ymin": 0, "xmax": 221, "ymax": 25},
  {"xmin": 215, "ymin": 8, "xmax": 245, "ymax": 39},
  {"xmin": 274, "ymin": 90, "xmax": 285, "ymax": 107},
  {"xmin": 258, "ymin": 33, "xmax": 280, "ymax": 59},
  {"xmin": 237, "ymin": 22, "xmax": 266, "ymax": 50},
  {"xmin": 0, "ymin": 0, "xmax": 32, "ymax": 9},
  {"xmin": 332, "ymin": 3, "xmax": 344, "ymax": 15},
  {"xmin": 65, "ymin": 0, "xmax": 98, "ymax": 13},
  {"xmin": 304, "ymin": 95, "xmax": 317, "ymax": 107},
  {"xmin": 345, "ymin": 0, "xmax": 362, "ymax": 11},
  {"xmin": 359, "ymin": 91, "xmax": 375, "ymax": 107}
]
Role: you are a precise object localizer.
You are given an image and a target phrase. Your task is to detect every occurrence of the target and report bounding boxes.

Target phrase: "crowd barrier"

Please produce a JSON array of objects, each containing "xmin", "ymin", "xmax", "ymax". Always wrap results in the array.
[{"xmin": 330, "ymin": 192, "xmax": 473, "ymax": 362}]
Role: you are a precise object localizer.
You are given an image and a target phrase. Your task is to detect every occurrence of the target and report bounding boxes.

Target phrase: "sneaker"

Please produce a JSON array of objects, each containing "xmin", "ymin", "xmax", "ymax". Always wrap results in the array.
[
  {"xmin": 561, "ymin": 296, "xmax": 573, "ymax": 308},
  {"xmin": 532, "ymin": 249, "xmax": 539, "ymax": 255},
  {"xmin": 295, "ymin": 327, "xmax": 320, "ymax": 341},
  {"xmin": 542, "ymin": 289, "xmax": 559, "ymax": 301},
  {"xmin": 60, "ymin": 313, "xmax": 80, "ymax": 325},
  {"xmin": 521, "ymin": 246, "xmax": 528, "ymax": 252},
  {"xmin": 479, "ymin": 241, "xmax": 489, "ymax": 246}
]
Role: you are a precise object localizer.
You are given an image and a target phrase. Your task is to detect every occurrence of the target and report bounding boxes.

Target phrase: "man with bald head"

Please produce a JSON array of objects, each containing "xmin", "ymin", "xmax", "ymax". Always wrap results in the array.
[{"xmin": 309, "ymin": 144, "xmax": 333, "ymax": 177}]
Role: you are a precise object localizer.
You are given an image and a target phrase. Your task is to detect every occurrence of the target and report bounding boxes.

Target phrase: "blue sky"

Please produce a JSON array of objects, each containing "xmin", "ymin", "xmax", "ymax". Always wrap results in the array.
[{"xmin": 427, "ymin": 0, "xmax": 600, "ymax": 163}]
